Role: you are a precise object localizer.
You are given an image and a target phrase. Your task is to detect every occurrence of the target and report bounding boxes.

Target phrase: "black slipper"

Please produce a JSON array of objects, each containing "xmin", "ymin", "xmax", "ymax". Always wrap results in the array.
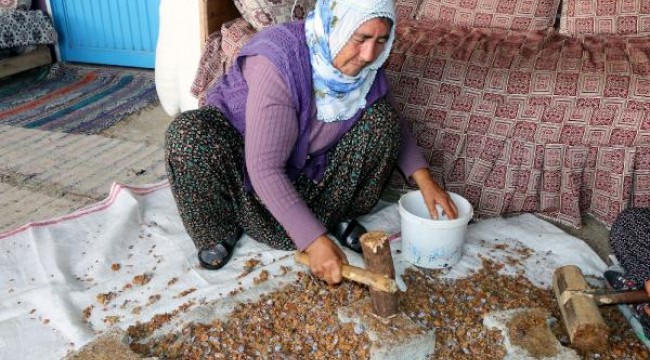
[
  {"xmin": 331, "ymin": 219, "xmax": 366, "ymax": 253},
  {"xmin": 197, "ymin": 229, "xmax": 242, "ymax": 270}
]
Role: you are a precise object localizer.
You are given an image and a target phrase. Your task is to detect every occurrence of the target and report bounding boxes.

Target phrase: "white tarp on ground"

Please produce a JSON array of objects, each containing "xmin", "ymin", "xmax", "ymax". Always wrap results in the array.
[{"xmin": 0, "ymin": 181, "xmax": 607, "ymax": 359}]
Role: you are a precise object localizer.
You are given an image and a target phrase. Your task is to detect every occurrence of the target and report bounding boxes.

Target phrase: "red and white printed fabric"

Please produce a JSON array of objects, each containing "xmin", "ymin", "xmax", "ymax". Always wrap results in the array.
[
  {"xmin": 560, "ymin": 0, "xmax": 650, "ymax": 36},
  {"xmin": 415, "ymin": 0, "xmax": 562, "ymax": 31},
  {"xmin": 386, "ymin": 22, "xmax": 650, "ymax": 227}
]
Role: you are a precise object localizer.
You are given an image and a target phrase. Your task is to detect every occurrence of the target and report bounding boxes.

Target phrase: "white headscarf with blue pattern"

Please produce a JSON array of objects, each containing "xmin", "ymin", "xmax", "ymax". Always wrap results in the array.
[{"xmin": 305, "ymin": 0, "xmax": 396, "ymax": 122}]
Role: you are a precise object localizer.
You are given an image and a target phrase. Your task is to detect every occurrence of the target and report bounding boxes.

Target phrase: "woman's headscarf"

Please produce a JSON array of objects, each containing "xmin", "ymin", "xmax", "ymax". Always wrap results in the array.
[{"xmin": 304, "ymin": 0, "xmax": 396, "ymax": 122}]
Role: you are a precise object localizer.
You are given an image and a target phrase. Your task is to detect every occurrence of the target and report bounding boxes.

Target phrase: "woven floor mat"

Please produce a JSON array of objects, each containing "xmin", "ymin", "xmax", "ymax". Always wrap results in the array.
[
  {"xmin": 0, "ymin": 63, "xmax": 159, "ymax": 134},
  {"xmin": 0, "ymin": 124, "xmax": 166, "ymax": 232}
]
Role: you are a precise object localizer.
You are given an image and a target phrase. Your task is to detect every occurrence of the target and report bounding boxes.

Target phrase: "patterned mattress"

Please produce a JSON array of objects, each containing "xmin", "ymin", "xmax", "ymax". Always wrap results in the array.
[{"xmin": 0, "ymin": 10, "xmax": 57, "ymax": 49}]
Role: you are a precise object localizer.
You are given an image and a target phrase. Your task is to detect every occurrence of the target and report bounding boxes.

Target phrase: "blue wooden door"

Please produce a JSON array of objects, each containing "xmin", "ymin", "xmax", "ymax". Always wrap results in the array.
[{"xmin": 50, "ymin": 0, "xmax": 160, "ymax": 68}]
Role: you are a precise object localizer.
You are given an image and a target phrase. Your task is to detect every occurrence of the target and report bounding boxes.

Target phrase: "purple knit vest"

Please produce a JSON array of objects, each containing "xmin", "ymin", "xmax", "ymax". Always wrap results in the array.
[{"xmin": 206, "ymin": 21, "xmax": 390, "ymax": 190}]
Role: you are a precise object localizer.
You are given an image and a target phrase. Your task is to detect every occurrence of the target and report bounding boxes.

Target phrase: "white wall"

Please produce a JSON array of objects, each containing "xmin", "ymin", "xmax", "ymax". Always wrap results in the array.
[{"xmin": 155, "ymin": 0, "xmax": 201, "ymax": 116}]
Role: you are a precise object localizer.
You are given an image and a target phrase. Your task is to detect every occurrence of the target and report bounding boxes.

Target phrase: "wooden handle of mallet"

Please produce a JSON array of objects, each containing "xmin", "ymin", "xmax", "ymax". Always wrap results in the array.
[
  {"xmin": 592, "ymin": 289, "xmax": 650, "ymax": 306},
  {"xmin": 294, "ymin": 252, "xmax": 397, "ymax": 293}
]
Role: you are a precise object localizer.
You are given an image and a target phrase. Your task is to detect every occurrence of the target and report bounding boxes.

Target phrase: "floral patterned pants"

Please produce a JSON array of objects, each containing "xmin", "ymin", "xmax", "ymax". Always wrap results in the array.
[
  {"xmin": 165, "ymin": 99, "xmax": 401, "ymax": 252},
  {"xmin": 611, "ymin": 207, "xmax": 650, "ymax": 286},
  {"xmin": 610, "ymin": 207, "xmax": 650, "ymax": 337}
]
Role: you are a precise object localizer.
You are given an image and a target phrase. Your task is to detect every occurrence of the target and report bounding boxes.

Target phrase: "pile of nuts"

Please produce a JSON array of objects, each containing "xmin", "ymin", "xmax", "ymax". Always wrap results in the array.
[
  {"xmin": 126, "ymin": 247, "xmax": 650, "ymax": 359},
  {"xmin": 129, "ymin": 273, "xmax": 371, "ymax": 359}
]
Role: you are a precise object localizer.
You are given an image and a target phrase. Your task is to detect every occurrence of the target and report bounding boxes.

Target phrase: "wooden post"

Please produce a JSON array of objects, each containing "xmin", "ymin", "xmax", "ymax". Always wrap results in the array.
[
  {"xmin": 360, "ymin": 231, "xmax": 399, "ymax": 318},
  {"xmin": 199, "ymin": 0, "xmax": 240, "ymax": 48}
]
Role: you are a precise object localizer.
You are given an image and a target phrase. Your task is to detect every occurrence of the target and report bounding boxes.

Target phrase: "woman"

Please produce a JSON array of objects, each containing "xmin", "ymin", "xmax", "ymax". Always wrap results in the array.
[
  {"xmin": 165, "ymin": 0, "xmax": 457, "ymax": 285},
  {"xmin": 607, "ymin": 208, "xmax": 650, "ymax": 338}
]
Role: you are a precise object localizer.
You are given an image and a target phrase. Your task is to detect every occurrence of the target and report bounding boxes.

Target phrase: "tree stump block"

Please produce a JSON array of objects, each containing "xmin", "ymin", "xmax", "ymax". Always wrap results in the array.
[{"xmin": 360, "ymin": 231, "xmax": 398, "ymax": 318}]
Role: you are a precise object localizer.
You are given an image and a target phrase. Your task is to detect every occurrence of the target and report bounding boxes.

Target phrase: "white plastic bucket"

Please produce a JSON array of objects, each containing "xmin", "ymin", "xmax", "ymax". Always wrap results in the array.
[{"xmin": 399, "ymin": 191, "xmax": 473, "ymax": 269}]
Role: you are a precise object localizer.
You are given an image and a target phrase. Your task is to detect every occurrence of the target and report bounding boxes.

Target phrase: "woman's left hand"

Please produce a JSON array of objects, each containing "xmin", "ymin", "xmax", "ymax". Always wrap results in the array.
[{"xmin": 412, "ymin": 168, "xmax": 458, "ymax": 220}]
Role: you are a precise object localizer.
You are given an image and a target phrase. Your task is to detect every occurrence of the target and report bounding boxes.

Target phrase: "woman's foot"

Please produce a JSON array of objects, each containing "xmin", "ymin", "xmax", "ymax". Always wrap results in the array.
[
  {"xmin": 198, "ymin": 229, "xmax": 243, "ymax": 270},
  {"xmin": 330, "ymin": 219, "xmax": 366, "ymax": 253}
]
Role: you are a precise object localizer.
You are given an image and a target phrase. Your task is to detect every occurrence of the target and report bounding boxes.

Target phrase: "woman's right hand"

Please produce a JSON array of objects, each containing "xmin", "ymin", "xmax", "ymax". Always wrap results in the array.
[
  {"xmin": 304, "ymin": 235, "xmax": 348, "ymax": 285},
  {"xmin": 411, "ymin": 168, "xmax": 458, "ymax": 220}
]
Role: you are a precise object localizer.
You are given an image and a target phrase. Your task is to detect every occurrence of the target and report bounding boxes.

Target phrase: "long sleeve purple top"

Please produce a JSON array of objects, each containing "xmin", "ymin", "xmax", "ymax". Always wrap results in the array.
[{"xmin": 242, "ymin": 55, "xmax": 427, "ymax": 251}]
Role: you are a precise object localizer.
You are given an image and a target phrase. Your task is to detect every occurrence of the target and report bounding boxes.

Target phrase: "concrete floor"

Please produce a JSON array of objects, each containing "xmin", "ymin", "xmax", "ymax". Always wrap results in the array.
[
  {"xmin": 99, "ymin": 104, "xmax": 172, "ymax": 146},
  {"xmin": 552, "ymin": 214, "xmax": 612, "ymax": 263}
]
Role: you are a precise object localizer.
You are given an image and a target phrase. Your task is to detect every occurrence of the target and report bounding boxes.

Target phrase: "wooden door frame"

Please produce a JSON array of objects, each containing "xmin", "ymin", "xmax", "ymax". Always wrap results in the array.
[{"xmin": 43, "ymin": 0, "xmax": 62, "ymax": 62}]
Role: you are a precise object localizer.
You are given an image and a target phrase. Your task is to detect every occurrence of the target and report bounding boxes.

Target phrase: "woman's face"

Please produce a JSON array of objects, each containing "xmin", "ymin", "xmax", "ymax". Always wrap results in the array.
[{"xmin": 332, "ymin": 18, "xmax": 391, "ymax": 77}]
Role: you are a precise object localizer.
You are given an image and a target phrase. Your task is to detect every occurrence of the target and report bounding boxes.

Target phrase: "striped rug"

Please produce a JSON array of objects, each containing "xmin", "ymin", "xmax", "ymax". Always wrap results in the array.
[{"xmin": 0, "ymin": 63, "xmax": 159, "ymax": 134}]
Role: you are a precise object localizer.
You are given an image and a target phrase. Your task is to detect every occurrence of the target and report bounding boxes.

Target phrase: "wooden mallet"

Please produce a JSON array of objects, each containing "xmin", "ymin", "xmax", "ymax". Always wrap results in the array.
[
  {"xmin": 295, "ymin": 231, "xmax": 400, "ymax": 318},
  {"xmin": 294, "ymin": 252, "xmax": 398, "ymax": 294},
  {"xmin": 553, "ymin": 265, "xmax": 650, "ymax": 352}
]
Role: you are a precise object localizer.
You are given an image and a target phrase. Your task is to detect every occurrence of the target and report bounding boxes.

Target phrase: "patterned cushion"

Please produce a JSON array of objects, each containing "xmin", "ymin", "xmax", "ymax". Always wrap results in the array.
[
  {"xmin": 386, "ymin": 22, "xmax": 650, "ymax": 227},
  {"xmin": 191, "ymin": 31, "xmax": 223, "ymax": 107},
  {"xmin": 560, "ymin": 0, "xmax": 650, "ymax": 36},
  {"xmin": 234, "ymin": 0, "xmax": 420, "ymax": 31},
  {"xmin": 233, "ymin": 0, "xmax": 315, "ymax": 31},
  {"xmin": 0, "ymin": 0, "xmax": 31, "ymax": 11},
  {"xmin": 193, "ymin": 17, "xmax": 257, "ymax": 106},
  {"xmin": 395, "ymin": 0, "xmax": 420, "ymax": 22},
  {"xmin": 219, "ymin": 17, "xmax": 257, "ymax": 69},
  {"xmin": 415, "ymin": 0, "xmax": 561, "ymax": 31},
  {"xmin": 0, "ymin": 10, "xmax": 57, "ymax": 48}
]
